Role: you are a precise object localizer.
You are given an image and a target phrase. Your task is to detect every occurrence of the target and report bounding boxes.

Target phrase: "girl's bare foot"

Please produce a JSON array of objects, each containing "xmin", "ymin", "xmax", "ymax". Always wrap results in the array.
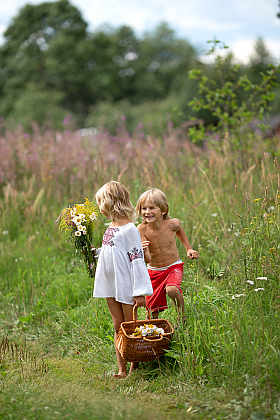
[{"xmin": 113, "ymin": 372, "xmax": 127, "ymax": 379}]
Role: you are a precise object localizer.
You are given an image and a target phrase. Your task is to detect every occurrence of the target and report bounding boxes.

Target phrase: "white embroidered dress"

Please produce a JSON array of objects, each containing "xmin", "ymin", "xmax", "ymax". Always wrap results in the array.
[{"xmin": 93, "ymin": 223, "xmax": 153, "ymax": 305}]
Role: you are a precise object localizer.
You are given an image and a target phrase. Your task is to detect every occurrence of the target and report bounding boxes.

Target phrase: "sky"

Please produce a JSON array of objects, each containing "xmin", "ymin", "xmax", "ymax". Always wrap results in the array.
[{"xmin": 1, "ymin": 0, "xmax": 280, "ymax": 64}]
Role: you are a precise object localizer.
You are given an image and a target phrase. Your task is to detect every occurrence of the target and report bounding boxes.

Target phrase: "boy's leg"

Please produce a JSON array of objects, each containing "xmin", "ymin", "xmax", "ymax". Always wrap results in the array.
[
  {"xmin": 152, "ymin": 310, "xmax": 159, "ymax": 319},
  {"xmin": 146, "ymin": 270, "xmax": 168, "ymax": 317},
  {"xmin": 106, "ymin": 298, "xmax": 134, "ymax": 378},
  {"xmin": 165, "ymin": 263, "xmax": 185, "ymax": 318},
  {"xmin": 165, "ymin": 286, "xmax": 185, "ymax": 314}
]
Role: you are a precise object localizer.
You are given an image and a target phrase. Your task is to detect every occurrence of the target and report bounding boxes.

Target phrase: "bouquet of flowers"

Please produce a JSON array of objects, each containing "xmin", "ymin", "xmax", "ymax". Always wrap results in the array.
[
  {"xmin": 57, "ymin": 198, "xmax": 99, "ymax": 278},
  {"xmin": 131, "ymin": 324, "xmax": 165, "ymax": 337}
]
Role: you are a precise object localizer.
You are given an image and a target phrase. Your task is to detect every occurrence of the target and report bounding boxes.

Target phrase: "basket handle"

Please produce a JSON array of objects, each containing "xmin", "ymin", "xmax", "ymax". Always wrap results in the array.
[
  {"xmin": 143, "ymin": 334, "xmax": 164, "ymax": 342},
  {"xmin": 133, "ymin": 304, "xmax": 152, "ymax": 321}
]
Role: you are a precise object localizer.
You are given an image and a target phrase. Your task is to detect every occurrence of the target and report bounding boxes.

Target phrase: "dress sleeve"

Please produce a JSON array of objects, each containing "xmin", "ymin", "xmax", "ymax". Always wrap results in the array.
[{"xmin": 125, "ymin": 225, "xmax": 153, "ymax": 297}]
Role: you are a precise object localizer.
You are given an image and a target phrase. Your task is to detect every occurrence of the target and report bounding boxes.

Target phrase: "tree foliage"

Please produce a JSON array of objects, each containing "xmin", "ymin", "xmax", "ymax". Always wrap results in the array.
[
  {"xmin": 0, "ymin": 1, "xmax": 199, "ymax": 129},
  {"xmin": 0, "ymin": 0, "xmax": 279, "ymax": 132},
  {"xmin": 188, "ymin": 40, "xmax": 279, "ymax": 152}
]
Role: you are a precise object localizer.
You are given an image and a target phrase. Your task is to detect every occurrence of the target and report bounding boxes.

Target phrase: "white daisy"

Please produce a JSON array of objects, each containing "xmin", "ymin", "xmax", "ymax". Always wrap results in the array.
[{"xmin": 73, "ymin": 216, "xmax": 82, "ymax": 225}]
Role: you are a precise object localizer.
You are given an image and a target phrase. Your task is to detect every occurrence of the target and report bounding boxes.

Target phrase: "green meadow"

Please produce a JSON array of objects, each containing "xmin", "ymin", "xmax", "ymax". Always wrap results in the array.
[{"xmin": 0, "ymin": 123, "xmax": 280, "ymax": 419}]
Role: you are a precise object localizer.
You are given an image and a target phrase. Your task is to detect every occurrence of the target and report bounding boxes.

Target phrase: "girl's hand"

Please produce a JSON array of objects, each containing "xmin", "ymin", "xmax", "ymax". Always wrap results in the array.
[
  {"xmin": 187, "ymin": 249, "xmax": 199, "ymax": 259},
  {"xmin": 134, "ymin": 296, "xmax": 146, "ymax": 307}
]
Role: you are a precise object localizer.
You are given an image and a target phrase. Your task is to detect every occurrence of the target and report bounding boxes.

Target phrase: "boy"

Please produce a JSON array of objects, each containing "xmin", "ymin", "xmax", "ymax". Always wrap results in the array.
[{"xmin": 136, "ymin": 188, "xmax": 199, "ymax": 319}]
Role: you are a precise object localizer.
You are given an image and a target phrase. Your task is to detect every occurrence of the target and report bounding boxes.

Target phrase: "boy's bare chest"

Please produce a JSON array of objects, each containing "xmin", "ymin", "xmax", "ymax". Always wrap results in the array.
[{"xmin": 144, "ymin": 226, "xmax": 175, "ymax": 246}]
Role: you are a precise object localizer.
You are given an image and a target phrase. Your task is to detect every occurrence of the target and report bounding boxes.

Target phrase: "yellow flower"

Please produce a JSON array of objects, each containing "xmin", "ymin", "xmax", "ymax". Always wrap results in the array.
[
  {"xmin": 75, "ymin": 198, "xmax": 99, "ymax": 221},
  {"xmin": 59, "ymin": 198, "xmax": 99, "ymax": 233},
  {"xmin": 57, "ymin": 198, "xmax": 100, "ymax": 278}
]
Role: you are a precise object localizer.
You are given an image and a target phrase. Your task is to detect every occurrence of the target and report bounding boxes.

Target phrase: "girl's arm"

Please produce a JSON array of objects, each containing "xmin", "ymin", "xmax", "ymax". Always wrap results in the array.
[
  {"xmin": 134, "ymin": 295, "xmax": 146, "ymax": 307},
  {"xmin": 127, "ymin": 225, "xmax": 153, "ymax": 298},
  {"xmin": 176, "ymin": 223, "xmax": 199, "ymax": 260}
]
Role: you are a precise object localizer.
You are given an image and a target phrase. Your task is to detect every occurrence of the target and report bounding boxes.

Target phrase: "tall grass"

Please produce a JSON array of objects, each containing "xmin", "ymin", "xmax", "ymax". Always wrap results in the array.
[{"xmin": 0, "ymin": 121, "xmax": 279, "ymax": 417}]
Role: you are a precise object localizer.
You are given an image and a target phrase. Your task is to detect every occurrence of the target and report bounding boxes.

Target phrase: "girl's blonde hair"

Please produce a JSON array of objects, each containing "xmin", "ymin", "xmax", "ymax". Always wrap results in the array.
[
  {"xmin": 95, "ymin": 181, "xmax": 135, "ymax": 222},
  {"xmin": 136, "ymin": 188, "xmax": 170, "ymax": 221}
]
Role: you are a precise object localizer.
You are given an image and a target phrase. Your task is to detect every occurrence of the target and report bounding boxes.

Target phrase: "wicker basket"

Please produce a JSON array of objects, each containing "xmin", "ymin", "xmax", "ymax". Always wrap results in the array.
[{"xmin": 116, "ymin": 305, "xmax": 174, "ymax": 362}]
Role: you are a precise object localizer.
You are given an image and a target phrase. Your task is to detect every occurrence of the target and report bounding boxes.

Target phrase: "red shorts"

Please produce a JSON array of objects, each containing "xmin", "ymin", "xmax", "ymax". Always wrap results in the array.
[{"xmin": 146, "ymin": 263, "xmax": 184, "ymax": 313}]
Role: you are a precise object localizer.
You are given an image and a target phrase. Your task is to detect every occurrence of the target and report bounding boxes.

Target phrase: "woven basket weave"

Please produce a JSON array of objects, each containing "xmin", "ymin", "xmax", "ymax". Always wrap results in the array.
[{"xmin": 116, "ymin": 305, "xmax": 174, "ymax": 362}]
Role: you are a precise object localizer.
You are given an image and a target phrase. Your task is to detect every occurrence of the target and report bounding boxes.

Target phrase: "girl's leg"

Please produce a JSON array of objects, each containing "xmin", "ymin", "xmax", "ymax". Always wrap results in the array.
[
  {"xmin": 120, "ymin": 302, "xmax": 138, "ymax": 374},
  {"xmin": 106, "ymin": 298, "xmax": 134, "ymax": 378}
]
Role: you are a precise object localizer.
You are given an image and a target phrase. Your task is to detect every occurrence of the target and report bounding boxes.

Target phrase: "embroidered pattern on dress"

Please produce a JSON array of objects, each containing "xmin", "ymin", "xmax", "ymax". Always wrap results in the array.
[
  {"xmin": 102, "ymin": 227, "xmax": 120, "ymax": 247},
  {"xmin": 127, "ymin": 248, "xmax": 143, "ymax": 262}
]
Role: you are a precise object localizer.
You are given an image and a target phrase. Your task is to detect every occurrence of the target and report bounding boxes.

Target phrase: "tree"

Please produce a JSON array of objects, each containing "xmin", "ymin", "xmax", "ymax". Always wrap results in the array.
[
  {"xmin": 12, "ymin": 83, "xmax": 68, "ymax": 129},
  {"xmin": 0, "ymin": 0, "xmax": 89, "ymax": 120},
  {"xmin": 86, "ymin": 25, "xmax": 140, "ymax": 103},
  {"xmin": 188, "ymin": 40, "xmax": 279, "ymax": 155},
  {"xmin": 251, "ymin": 38, "xmax": 273, "ymax": 65},
  {"xmin": 248, "ymin": 37, "xmax": 273, "ymax": 81},
  {"xmin": 132, "ymin": 22, "xmax": 198, "ymax": 102},
  {"xmin": 3, "ymin": 0, "xmax": 87, "ymax": 51}
]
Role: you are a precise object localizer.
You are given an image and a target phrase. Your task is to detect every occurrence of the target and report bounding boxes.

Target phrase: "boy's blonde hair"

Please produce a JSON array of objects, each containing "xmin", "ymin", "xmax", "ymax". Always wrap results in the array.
[
  {"xmin": 136, "ymin": 188, "xmax": 170, "ymax": 220},
  {"xmin": 95, "ymin": 181, "xmax": 135, "ymax": 222}
]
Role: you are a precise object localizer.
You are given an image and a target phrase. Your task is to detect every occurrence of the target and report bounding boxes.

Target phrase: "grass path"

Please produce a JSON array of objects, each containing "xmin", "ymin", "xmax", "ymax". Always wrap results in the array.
[{"xmin": 1, "ymin": 345, "xmax": 275, "ymax": 420}]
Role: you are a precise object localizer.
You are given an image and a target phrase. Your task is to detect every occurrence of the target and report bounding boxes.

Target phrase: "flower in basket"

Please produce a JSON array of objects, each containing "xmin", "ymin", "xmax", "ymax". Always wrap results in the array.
[
  {"xmin": 56, "ymin": 198, "xmax": 99, "ymax": 278},
  {"xmin": 132, "ymin": 324, "xmax": 164, "ymax": 337}
]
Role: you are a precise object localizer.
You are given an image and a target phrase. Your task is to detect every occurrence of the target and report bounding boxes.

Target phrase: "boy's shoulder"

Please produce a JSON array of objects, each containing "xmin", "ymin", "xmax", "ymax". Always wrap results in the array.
[
  {"xmin": 168, "ymin": 217, "xmax": 181, "ymax": 231},
  {"xmin": 137, "ymin": 222, "xmax": 146, "ymax": 232}
]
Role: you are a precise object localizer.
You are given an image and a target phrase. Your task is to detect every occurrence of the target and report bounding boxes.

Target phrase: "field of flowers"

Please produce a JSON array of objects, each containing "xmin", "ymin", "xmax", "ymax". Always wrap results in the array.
[{"xmin": 0, "ymin": 121, "xmax": 280, "ymax": 419}]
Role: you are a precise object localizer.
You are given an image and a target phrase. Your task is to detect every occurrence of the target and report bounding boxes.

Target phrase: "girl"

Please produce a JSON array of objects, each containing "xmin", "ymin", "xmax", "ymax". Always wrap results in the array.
[{"xmin": 93, "ymin": 181, "xmax": 153, "ymax": 378}]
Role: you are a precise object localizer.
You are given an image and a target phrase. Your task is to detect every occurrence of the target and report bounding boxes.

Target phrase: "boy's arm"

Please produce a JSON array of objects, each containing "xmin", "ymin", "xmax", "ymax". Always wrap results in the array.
[
  {"xmin": 176, "ymin": 222, "xmax": 199, "ymax": 260},
  {"xmin": 142, "ymin": 240, "xmax": 151, "ymax": 264},
  {"xmin": 137, "ymin": 225, "xmax": 151, "ymax": 264}
]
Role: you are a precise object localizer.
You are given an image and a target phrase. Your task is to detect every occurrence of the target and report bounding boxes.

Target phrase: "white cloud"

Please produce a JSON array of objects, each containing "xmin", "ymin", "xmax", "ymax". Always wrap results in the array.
[
  {"xmin": 230, "ymin": 39, "xmax": 261, "ymax": 64},
  {"xmin": 267, "ymin": 39, "xmax": 280, "ymax": 61},
  {"xmin": 229, "ymin": 38, "xmax": 280, "ymax": 64},
  {"xmin": 199, "ymin": 36, "xmax": 280, "ymax": 65},
  {"xmin": 72, "ymin": 0, "xmax": 159, "ymax": 33}
]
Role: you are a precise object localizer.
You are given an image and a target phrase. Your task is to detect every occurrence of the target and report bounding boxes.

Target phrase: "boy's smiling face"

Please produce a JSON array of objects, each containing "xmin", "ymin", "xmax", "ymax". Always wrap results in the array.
[{"xmin": 141, "ymin": 200, "xmax": 166, "ymax": 223}]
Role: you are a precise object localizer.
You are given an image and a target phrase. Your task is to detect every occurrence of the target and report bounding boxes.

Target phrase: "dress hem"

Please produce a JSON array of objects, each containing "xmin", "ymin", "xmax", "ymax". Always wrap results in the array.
[{"xmin": 93, "ymin": 295, "xmax": 134, "ymax": 305}]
